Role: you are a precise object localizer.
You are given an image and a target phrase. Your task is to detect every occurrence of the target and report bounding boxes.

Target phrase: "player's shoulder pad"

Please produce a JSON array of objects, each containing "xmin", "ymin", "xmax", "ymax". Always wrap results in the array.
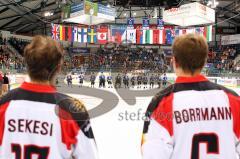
[
  {"xmin": 55, "ymin": 93, "xmax": 90, "ymax": 121},
  {"xmin": 146, "ymin": 84, "xmax": 174, "ymax": 114},
  {"xmin": 55, "ymin": 93, "xmax": 94, "ymax": 138}
]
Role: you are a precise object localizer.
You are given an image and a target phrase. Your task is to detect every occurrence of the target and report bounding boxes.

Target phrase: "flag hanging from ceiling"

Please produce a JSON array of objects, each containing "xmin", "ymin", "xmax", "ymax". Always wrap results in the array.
[
  {"xmin": 112, "ymin": 27, "xmax": 127, "ymax": 44},
  {"xmin": 186, "ymin": 28, "xmax": 195, "ymax": 34},
  {"xmin": 51, "ymin": 23, "xmax": 60, "ymax": 40},
  {"xmin": 206, "ymin": 25, "xmax": 212, "ymax": 42},
  {"xmin": 68, "ymin": 26, "xmax": 72, "ymax": 42},
  {"xmin": 159, "ymin": 29, "xmax": 165, "ymax": 44},
  {"xmin": 59, "ymin": 25, "xmax": 63, "ymax": 40},
  {"xmin": 72, "ymin": 26, "xmax": 78, "ymax": 42},
  {"xmin": 108, "ymin": 25, "xmax": 114, "ymax": 42},
  {"xmin": 88, "ymin": 28, "xmax": 97, "ymax": 43},
  {"xmin": 153, "ymin": 30, "xmax": 159, "ymax": 44},
  {"xmin": 195, "ymin": 27, "xmax": 204, "ymax": 36},
  {"xmin": 175, "ymin": 29, "xmax": 180, "ymax": 37},
  {"xmin": 98, "ymin": 28, "xmax": 108, "ymax": 44},
  {"xmin": 77, "ymin": 27, "xmax": 88, "ymax": 43},
  {"xmin": 136, "ymin": 29, "xmax": 143, "ymax": 44},
  {"xmin": 182, "ymin": 29, "xmax": 187, "ymax": 35},
  {"xmin": 144, "ymin": 30, "xmax": 153, "ymax": 44},
  {"xmin": 59, "ymin": 25, "xmax": 66, "ymax": 41},
  {"xmin": 126, "ymin": 29, "xmax": 136, "ymax": 43},
  {"xmin": 166, "ymin": 29, "xmax": 173, "ymax": 45}
]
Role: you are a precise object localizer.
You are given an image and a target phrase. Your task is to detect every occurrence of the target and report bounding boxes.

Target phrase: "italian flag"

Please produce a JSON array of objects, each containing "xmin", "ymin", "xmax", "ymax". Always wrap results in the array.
[
  {"xmin": 204, "ymin": 25, "xmax": 213, "ymax": 42},
  {"xmin": 143, "ymin": 30, "xmax": 153, "ymax": 44}
]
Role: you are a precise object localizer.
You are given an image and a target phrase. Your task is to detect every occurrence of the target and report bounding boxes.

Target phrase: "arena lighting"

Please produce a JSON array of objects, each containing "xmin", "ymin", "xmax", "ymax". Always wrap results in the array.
[
  {"xmin": 124, "ymin": 13, "xmax": 128, "ymax": 17},
  {"xmin": 207, "ymin": 0, "xmax": 219, "ymax": 8},
  {"xmin": 133, "ymin": 12, "xmax": 137, "ymax": 16},
  {"xmin": 44, "ymin": 11, "xmax": 53, "ymax": 17}
]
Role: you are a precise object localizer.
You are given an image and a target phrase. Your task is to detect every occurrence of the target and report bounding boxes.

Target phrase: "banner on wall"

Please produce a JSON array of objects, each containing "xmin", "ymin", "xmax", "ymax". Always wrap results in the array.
[
  {"xmin": 84, "ymin": 0, "xmax": 98, "ymax": 16},
  {"xmin": 157, "ymin": 18, "xmax": 164, "ymax": 30},
  {"xmin": 69, "ymin": 47, "xmax": 90, "ymax": 54},
  {"xmin": 142, "ymin": 18, "xmax": 150, "ymax": 30},
  {"xmin": 127, "ymin": 18, "xmax": 134, "ymax": 29},
  {"xmin": 221, "ymin": 34, "xmax": 240, "ymax": 45},
  {"xmin": 62, "ymin": 0, "xmax": 116, "ymax": 25},
  {"xmin": 62, "ymin": 5, "xmax": 71, "ymax": 19}
]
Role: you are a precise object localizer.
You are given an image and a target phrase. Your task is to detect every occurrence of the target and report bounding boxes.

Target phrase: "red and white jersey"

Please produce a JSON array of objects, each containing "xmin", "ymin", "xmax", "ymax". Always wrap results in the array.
[
  {"xmin": 0, "ymin": 82, "xmax": 98, "ymax": 159},
  {"xmin": 142, "ymin": 75, "xmax": 240, "ymax": 159}
]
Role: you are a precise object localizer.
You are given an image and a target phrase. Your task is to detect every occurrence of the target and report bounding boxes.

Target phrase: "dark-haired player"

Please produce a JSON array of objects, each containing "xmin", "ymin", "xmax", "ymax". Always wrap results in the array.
[
  {"xmin": 90, "ymin": 72, "xmax": 96, "ymax": 88},
  {"xmin": 123, "ymin": 73, "xmax": 129, "ymax": 89},
  {"xmin": 107, "ymin": 73, "xmax": 113, "ymax": 88},
  {"xmin": 162, "ymin": 73, "xmax": 167, "ymax": 88},
  {"xmin": 115, "ymin": 73, "xmax": 122, "ymax": 89},
  {"xmin": 66, "ymin": 74, "xmax": 72, "ymax": 87},
  {"xmin": 143, "ymin": 74, "xmax": 148, "ymax": 89},
  {"xmin": 137, "ymin": 74, "xmax": 142, "ymax": 89},
  {"xmin": 78, "ymin": 72, "xmax": 84, "ymax": 88},
  {"xmin": 156, "ymin": 74, "xmax": 162, "ymax": 89},
  {"xmin": 131, "ymin": 75, "xmax": 136, "ymax": 88},
  {"xmin": 142, "ymin": 34, "xmax": 240, "ymax": 159},
  {"xmin": 149, "ymin": 74, "xmax": 155, "ymax": 89},
  {"xmin": 0, "ymin": 36, "xmax": 98, "ymax": 158}
]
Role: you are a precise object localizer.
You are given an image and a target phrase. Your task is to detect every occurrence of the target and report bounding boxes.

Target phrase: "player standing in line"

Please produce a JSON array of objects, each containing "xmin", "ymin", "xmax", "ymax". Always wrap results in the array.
[
  {"xmin": 131, "ymin": 75, "xmax": 136, "ymax": 88},
  {"xmin": 99, "ymin": 72, "xmax": 106, "ymax": 88},
  {"xmin": 90, "ymin": 72, "xmax": 96, "ymax": 88},
  {"xmin": 142, "ymin": 34, "xmax": 240, "ymax": 159},
  {"xmin": 115, "ymin": 73, "xmax": 122, "ymax": 89},
  {"xmin": 137, "ymin": 74, "xmax": 142, "ymax": 89},
  {"xmin": 143, "ymin": 74, "xmax": 148, "ymax": 89},
  {"xmin": 78, "ymin": 72, "xmax": 84, "ymax": 88},
  {"xmin": 162, "ymin": 73, "xmax": 167, "ymax": 88},
  {"xmin": 66, "ymin": 74, "xmax": 72, "ymax": 88},
  {"xmin": 107, "ymin": 73, "xmax": 113, "ymax": 88},
  {"xmin": 156, "ymin": 74, "xmax": 162, "ymax": 89},
  {"xmin": 149, "ymin": 74, "xmax": 155, "ymax": 89},
  {"xmin": 123, "ymin": 73, "xmax": 129, "ymax": 89},
  {"xmin": 0, "ymin": 36, "xmax": 98, "ymax": 159}
]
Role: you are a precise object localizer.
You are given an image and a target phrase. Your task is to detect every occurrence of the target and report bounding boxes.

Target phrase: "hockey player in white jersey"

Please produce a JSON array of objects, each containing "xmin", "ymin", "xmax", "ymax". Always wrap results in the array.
[
  {"xmin": 0, "ymin": 36, "xmax": 98, "ymax": 159},
  {"xmin": 142, "ymin": 34, "xmax": 240, "ymax": 159}
]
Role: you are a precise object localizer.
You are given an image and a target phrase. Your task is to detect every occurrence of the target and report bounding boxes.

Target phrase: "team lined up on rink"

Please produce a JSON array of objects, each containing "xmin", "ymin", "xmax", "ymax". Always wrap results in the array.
[{"xmin": 66, "ymin": 72, "xmax": 168, "ymax": 89}]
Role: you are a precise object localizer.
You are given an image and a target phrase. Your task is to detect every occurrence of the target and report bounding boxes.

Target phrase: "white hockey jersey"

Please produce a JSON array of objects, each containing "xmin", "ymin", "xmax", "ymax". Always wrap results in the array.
[
  {"xmin": 142, "ymin": 75, "xmax": 240, "ymax": 159},
  {"xmin": 0, "ymin": 82, "xmax": 98, "ymax": 159}
]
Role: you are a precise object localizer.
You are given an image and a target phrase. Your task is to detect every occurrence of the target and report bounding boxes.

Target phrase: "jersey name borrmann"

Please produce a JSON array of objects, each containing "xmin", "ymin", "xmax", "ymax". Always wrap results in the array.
[{"xmin": 174, "ymin": 106, "xmax": 232, "ymax": 124}]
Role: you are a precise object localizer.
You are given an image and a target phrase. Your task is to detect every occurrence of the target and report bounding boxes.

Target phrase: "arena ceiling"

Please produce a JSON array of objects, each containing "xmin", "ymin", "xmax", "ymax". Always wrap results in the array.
[{"xmin": 0, "ymin": 0, "xmax": 239, "ymax": 34}]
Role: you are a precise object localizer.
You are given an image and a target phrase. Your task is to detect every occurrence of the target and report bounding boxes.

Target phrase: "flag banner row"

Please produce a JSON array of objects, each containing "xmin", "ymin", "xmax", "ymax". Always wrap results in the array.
[{"xmin": 51, "ymin": 23, "xmax": 213, "ymax": 45}]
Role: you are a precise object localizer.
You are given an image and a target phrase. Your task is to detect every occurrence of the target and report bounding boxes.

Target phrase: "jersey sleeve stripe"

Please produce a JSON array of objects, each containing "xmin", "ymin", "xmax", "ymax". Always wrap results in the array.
[
  {"xmin": 59, "ymin": 109, "xmax": 80, "ymax": 150},
  {"xmin": 0, "ymin": 102, "xmax": 10, "ymax": 145},
  {"xmin": 151, "ymin": 93, "xmax": 174, "ymax": 136}
]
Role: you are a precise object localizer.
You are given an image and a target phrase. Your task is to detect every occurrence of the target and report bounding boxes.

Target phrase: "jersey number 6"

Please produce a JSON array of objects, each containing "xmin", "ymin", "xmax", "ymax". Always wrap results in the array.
[{"xmin": 191, "ymin": 133, "xmax": 219, "ymax": 159}]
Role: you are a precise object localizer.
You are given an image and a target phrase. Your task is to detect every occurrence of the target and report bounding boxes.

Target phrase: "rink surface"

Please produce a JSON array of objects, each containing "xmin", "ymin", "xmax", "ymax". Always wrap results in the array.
[{"xmin": 61, "ymin": 82, "xmax": 240, "ymax": 159}]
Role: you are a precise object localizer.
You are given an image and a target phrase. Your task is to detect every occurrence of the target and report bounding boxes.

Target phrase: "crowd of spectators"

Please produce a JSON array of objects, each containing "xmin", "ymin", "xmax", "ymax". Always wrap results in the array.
[
  {"xmin": 0, "ymin": 35, "xmax": 25, "ymax": 71},
  {"xmin": 2, "ymin": 36, "xmax": 240, "ymax": 76},
  {"xmin": 207, "ymin": 46, "xmax": 240, "ymax": 74},
  {"xmin": 75, "ymin": 47, "xmax": 169, "ymax": 73},
  {"xmin": 8, "ymin": 37, "xmax": 30, "ymax": 56}
]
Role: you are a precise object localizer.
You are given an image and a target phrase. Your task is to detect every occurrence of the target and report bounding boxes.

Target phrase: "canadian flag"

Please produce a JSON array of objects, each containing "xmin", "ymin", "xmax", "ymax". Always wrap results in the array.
[{"xmin": 97, "ymin": 28, "xmax": 108, "ymax": 44}]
